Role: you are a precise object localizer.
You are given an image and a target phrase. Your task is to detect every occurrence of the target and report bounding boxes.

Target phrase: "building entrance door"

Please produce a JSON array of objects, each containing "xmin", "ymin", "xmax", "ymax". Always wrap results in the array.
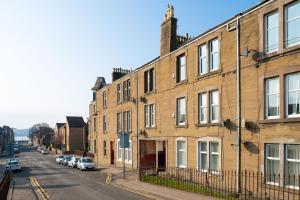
[
  {"xmin": 110, "ymin": 141, "xmax": 114, "ymax": 165},
  {"xmin": 157, "ymin": 141, "xmax": 166, "ymax": 169}
]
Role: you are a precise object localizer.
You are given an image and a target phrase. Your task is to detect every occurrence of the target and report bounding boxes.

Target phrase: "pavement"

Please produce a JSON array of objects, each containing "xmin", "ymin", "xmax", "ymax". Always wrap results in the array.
[{"xmin": 105, "ymin": 166, "xmax": 217, "ymax": 200}]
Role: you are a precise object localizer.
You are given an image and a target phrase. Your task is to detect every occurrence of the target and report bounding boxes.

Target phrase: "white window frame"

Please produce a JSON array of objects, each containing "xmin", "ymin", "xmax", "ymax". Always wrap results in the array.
[
  {"xmin": 125, "ymin": 140, "xmax": 132, "ymax": 164},
  {"xmin": 265, "ymin": 144, "xmax": 280, "ymax": 185},
  {"xmin": 196, "ymin": 137, "xmax": 221, "ymax": 173},
  {"xmin": 177, "ymin": 54, "xmax": 186, "ymax": 82},
  {"xmin": 103, "ymin": 115, "xmax": 106, "ymax": 132},
  {"xmin": 123, "ymin": 111, "xmax": 128, "ymax": 131},
  {"xmin": 286, "ymin": 73, "xmax": 300, "ymax": 118},
  {"xmin": 285, "ymin": 144, "xmax": 300, "ymax": 189},
  {"xmin": 145, "ymin": 105, "xmax": 150, "ymax": 127},
  {"xmin": 285, "ymin": 1, "xmax": 300, "ymax": 48},
  {"xmin": 209, "ymin": 39, "xmax": 219, "ymax": 72},
  {"xmin": 265, "ymin": 77, "xmax": 280, "ymax": 119},
  {"xmin": 117, "ymin": 139, "xmax": 122, "ymax": 161},
  {"xmin": 103, "ymin": 92, "xmax": 107, "ymax": 108},
  {"xmin": 117, "ymin": 138, "xmax": 132, "ymax": 164},
  {"xmin": 145, "ymin": 104, "xmax": 155, "ymax": 128},
  {"xmin": 117, "ymin": 83, "xmax": 122, "ymax": 103},
  {"xmin": 150, "ymin": 104, "xmax": 155, "ymax": 127},
  {"xmin": 127, "ymin": 111, "xmax": 131, "ymax": 131},
  {"xmin": 117, "ymin": 112, "xmax": 121, "ymax": 133},
  {"xmin": 198, "ymin": 141, "xmax": 208, "ymax": 172},
  {"xmin": 199, "ymin": 93, "xmax": 207, "ymax": 124},
  {"xmin": 264, "ymin": 11, "xmax": 279, "ymax": 53},
  {"xmin": 199, "ymin": 44, "xmax": 207, "ymax": 75},
  {"xmin": 176, "ymin": 138, "xmax": 187, "ymax": 168},
  {"xmin": 210, "ymin": 90, "xmax": 219, "ymax": 123},
  {"xmin": 176, "ymin": 97, "xmax": 186, "ymax": 125}
]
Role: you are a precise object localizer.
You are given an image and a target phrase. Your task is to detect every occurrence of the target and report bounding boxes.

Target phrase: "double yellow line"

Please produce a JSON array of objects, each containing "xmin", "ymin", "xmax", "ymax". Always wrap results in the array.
[{"xmin": 29, "ymin": 177, "xmax": 50, "ymax": 200}]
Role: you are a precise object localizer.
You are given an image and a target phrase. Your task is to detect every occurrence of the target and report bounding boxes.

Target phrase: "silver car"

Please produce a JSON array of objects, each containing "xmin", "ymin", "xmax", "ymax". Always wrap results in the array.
[
  {"xmin": 6, "ymin": 160, "xmax": 21, "ymax": 171},
  {"xmin": 55, "ymin": 155, "xmax": 64, "ymax": 164},
  {"xmin": 77, "ymin": 158, "xmax": 96, "ymax": 171},
  {"xmin": 68, "ymin": 157, "xmax": 80, "ymax": 168}
]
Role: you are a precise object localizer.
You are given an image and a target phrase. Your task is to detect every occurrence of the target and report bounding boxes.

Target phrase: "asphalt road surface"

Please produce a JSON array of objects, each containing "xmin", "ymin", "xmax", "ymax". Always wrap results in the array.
[{"xmin": 10, "ymin": 144, "xmax": 150, "ymax": 200}]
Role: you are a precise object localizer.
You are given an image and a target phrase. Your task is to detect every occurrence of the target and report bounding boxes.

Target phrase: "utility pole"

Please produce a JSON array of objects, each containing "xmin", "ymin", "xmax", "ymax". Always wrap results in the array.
[{"xmin": 236, "ymin": 17, "xmax": 241, "ymax": 195}]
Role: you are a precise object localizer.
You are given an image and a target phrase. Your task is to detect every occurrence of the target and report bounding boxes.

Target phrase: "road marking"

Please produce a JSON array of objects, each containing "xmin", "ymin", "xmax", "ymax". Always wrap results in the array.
[
  {"xmin": 29, "ymin": 177, "xmax": 50, "ymax": 200},
  {"xmin": 105, "ymin": 173, "xmax": 112, "ymax": 184}
]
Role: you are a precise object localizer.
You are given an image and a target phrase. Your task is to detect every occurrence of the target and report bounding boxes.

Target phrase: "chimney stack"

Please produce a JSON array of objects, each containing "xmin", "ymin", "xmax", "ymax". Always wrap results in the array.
[
  {"xmin": 160, "ymin": 4, "xmax": 177, "ymax": 57},
  {"xmin": 112, "ymin": 68, "xmax": 131, "ymax": 82}
]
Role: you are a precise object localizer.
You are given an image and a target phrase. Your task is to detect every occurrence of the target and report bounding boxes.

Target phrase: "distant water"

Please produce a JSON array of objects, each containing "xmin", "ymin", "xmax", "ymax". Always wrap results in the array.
[{"xmin": 15, "ymin": 136, "xmax": 29, "ymax": 141}]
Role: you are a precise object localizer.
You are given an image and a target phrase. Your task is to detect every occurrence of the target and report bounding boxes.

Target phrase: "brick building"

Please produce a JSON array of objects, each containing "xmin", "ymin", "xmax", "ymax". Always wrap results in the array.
[
  {"xmin": 90, "ymin": 0, "xmax": 300, "ymax": 187},
  {"xmin": 53, "ymin": 123, "xmax": 66, "ymax": 150},
  {"xmin": 65, "ymin": 116, "xmax": 86, "ymax": 151}
]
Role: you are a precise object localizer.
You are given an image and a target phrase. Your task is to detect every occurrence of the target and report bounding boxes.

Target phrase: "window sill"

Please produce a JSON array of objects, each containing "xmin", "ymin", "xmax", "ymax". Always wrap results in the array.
[
  {"xmin": 259, "ymin": 118, "xmax": 300, "ymax": 124},
  {"xmin": 196, "ymin": 122, "xmax": 221, "ymax": 127},
  {"xmin": 144, "ymin": 90, "xmax": 156, "ymax": 96},
  {"xmin": 196, "ymin": 69, "xmax": 222, "ymax": 80},
  {"xmin": 259, "ymin": 44, "xmax": 300, "ymax": 62},
  {"xmin": 175, "ymin": 124, "xmax": 188, "ymax": 128},
  {"xmin": 176, "ymin": 80, "xmax": 188, "ymax": 86},
  {"xmin": 145, "ymin": 126, "xmax": 157, "ymax": 130}
]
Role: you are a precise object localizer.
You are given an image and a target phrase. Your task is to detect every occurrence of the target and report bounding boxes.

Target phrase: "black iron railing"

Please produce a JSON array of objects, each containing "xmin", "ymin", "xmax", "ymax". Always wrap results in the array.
[
  {"xmin": 139, "ymin": 166, "xmax": 300, "ymax": 200},
  {"xmin": 0, "ymin": 170, "xmax": 11, "ymax": 199}
]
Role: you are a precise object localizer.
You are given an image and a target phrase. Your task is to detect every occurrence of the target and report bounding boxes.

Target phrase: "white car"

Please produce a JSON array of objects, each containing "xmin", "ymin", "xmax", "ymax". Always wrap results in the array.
[
  {"xmin": 77, "ymin": 158, "xmax": 96, "ymax": 171},
  {"xmin": 41, "ymin": 149, "xmax": 48, "ymax": 154},
  {"xmin": 56, "ymin": 155, "xmax": 64, "ymax": 164},
  {"xmin": 68, "ymin": 157, "xmax": 80, "ymax": 168},
  {"xmin": 6, "ymin": 160, "xmax": 21, "ymax": 171}
]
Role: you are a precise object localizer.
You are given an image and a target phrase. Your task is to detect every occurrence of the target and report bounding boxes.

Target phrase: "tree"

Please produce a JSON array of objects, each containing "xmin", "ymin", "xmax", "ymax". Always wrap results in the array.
[{"xmin": 28, "ymin": 123, "xmax": 54, "ymax": 146}]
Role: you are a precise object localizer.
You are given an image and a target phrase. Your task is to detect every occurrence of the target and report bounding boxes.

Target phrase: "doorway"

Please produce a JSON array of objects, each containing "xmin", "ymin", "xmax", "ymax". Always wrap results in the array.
[{"xmin": 110, "ymin": 141, "xmax": 114, "ymax": 165}]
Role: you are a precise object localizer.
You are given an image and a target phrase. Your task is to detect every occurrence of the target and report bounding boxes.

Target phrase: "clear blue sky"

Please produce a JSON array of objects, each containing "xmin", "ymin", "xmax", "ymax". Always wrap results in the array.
[{"xmin": 0, "ymin": 0, "xmax": 260, "ymax": 129}]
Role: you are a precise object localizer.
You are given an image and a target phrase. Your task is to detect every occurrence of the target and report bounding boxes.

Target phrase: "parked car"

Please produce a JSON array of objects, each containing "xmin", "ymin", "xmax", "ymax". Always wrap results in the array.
[
  {"xmin": 41, "ymin": 149, "xmax": 48, "ymax": 154},
  {"xmin": 6, "ymin": 160, "xmax": 21, "ymax": 171},
  {"xmin": 77, "ymin": 158, "xmax": 96, "ymax": 171},
  {"xmin": 37, "ymin": 146, "xmax": 42, "ymax": 152},
  {"xmin": 13, "ymin": 147, "xmax": 19, "ymax": 153},
  {"xmin": 68, "ymin": 156, "xmax": 80, "ymax": 168},
  {"xmin": 56, "ymin": 155, "xmax": 64, "ymax": 164},
  {"xmin": 62, "ymin": 155, "xmax": 72, "ymax": 166}
]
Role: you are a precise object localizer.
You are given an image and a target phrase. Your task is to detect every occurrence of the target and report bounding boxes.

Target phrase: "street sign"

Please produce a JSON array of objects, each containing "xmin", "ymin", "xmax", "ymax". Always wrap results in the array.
[{"xmin": 119, "ymin": 132, "xmax": 129, "ymax": 148}]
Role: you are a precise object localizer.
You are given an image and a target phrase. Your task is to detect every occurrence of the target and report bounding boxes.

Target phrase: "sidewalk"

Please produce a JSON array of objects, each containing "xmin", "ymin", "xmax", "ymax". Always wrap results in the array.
[
  {"xmin": 101, "ymin": 166, "xmax": 217, "ymax": 200},
  {"xmin": 7, "ymin": 177, "xmax": 36, "ymax": 200}
]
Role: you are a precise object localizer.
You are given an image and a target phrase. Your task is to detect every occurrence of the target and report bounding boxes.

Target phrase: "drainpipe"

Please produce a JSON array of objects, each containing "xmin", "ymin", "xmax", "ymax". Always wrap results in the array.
[
  {"xmin": 135, "ymin": 73, "xmax": 139, "ymax": 169},
  {"xmin": 236, "ymin": 17, "xmax": 241, "ymax": 195}
]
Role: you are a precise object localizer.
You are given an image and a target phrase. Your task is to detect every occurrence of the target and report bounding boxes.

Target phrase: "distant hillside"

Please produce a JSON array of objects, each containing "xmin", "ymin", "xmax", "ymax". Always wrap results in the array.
[{"xmin": 14, "ymin": 129, "xmax": 29, "ymax": 137}]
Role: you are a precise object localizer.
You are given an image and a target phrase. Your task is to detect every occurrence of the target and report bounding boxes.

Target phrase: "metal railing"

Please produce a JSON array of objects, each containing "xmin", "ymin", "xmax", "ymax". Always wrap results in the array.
[
  {"xmin": 139, "ymin": 166, "xmax": 300, "ymax": 200},
  {"xmin": 0, "ymin": 170, "xmax": 11, "ymax": 199}
]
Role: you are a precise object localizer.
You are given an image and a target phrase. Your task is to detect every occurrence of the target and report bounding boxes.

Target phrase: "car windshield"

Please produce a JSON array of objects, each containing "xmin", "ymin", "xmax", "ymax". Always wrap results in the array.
[
  {"xmin": 75, "ymin": 158, "xmax": 80, "ymax": 161},
  {"xmin": 82, "ymin": 158, "xmax": 92, "ymax": 163},
  {"xmin": 8, "ymin": 161, "xmax": 19, "ymax": 165},
  {"xmin": 58, "ymin": 155, "xmax": 64, "ymax": 158}
]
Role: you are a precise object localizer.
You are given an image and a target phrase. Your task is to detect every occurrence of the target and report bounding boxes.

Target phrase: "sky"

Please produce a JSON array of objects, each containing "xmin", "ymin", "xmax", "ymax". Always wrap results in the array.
[{"xmin": 0, "ymin": 0, "xmax": 260, "ymax": 129}]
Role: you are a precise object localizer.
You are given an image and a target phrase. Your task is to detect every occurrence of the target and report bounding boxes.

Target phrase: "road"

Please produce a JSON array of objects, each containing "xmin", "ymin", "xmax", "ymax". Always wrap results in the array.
[{"xmin": 9, "ymin": 144, "xmax": 150, "ymax": 200}]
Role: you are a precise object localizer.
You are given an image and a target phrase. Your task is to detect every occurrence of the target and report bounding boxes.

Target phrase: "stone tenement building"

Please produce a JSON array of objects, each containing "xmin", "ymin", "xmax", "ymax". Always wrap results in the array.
[{"xmin": 88, "ymin": 0, "xmax": 300, "ymax": 187}]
